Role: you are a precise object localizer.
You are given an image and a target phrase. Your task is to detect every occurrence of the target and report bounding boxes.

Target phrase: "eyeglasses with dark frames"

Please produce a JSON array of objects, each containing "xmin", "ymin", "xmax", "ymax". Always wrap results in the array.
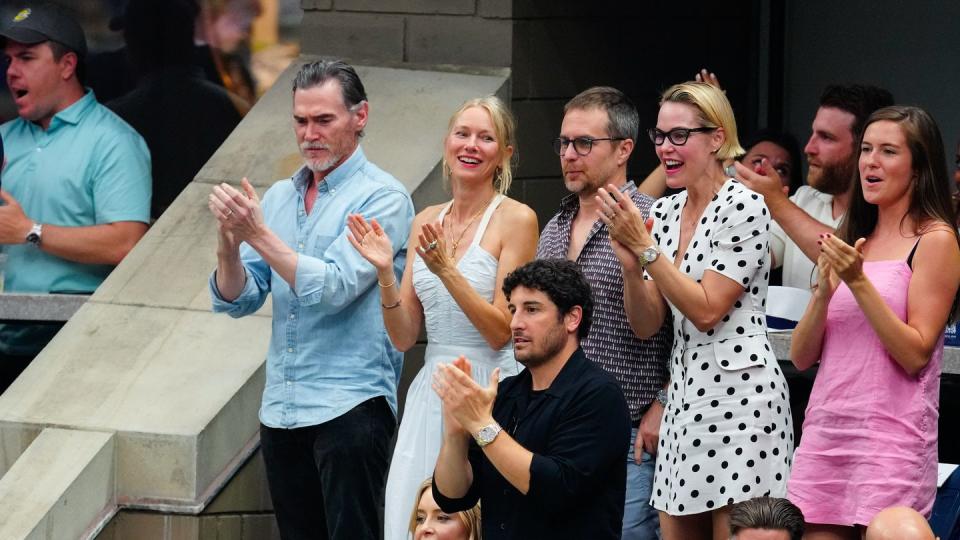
[
  {"xmin": 648, "ymin": 127, "xmax": 717, "ymax": 146},
  {"xmin": 553, "ymin": 136, "xmax": 626, "ymax": 156}
]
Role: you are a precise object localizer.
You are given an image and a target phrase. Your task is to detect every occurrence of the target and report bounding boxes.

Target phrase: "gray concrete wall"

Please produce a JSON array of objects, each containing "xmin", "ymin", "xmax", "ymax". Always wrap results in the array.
[{"xmin": 299, "ymin": 0, "xmax": 512, "ymax": 67}]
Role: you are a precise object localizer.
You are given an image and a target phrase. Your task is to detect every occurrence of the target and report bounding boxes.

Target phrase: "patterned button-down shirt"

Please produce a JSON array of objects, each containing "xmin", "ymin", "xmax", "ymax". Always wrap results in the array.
[{"xmin": 537, "ymin": 182, "xmax": 672, "ymax": 421}]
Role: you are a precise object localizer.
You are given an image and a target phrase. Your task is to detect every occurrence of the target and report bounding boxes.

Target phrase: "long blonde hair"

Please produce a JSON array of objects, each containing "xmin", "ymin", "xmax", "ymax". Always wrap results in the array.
[
  {"xmin": 441, "ymin": 95, "xmax": 517, "ymax": 195},
  {"xmin": 408, "ymin": 477, "xmax": 482, "ymax": 539}
]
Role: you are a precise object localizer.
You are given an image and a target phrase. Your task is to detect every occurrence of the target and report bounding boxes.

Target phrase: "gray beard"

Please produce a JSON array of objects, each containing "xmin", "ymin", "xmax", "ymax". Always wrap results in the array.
[{"xmin": 304, "ymin": 155, "xmax": 340, "ymax": 173}]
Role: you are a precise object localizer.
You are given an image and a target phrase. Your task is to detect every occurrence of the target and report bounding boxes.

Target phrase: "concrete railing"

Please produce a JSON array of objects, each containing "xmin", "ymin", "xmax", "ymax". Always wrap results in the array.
[
  {"xmin": 0, "ymin": 293, "xmax": 88, "ymax": 323},
  {"xmin": 0, "ymin": 58, "xmax": 510, "ymax": 539}
]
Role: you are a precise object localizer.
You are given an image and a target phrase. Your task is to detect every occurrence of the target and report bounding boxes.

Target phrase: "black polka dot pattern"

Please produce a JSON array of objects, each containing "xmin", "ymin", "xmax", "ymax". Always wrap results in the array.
[{"xmin": 648, "ymin": 180, "xmax": 794, "ymax": 515}]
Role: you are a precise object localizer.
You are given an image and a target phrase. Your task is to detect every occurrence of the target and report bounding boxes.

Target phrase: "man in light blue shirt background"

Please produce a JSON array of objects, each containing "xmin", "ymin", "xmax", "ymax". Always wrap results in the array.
[
  {"xmin": 0, "ymin": 4, "xmax": 151, "ymax": 391},
  {"xmin": 208, "ymin": 60, "xmax": 414, "ymax": 540}
]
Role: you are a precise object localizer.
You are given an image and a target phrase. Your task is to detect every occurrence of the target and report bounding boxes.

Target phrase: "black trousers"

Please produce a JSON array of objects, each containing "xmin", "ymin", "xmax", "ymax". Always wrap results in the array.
[{"xmin": 260, "ymin": 396, "xmax": 396, "ymax": 540}]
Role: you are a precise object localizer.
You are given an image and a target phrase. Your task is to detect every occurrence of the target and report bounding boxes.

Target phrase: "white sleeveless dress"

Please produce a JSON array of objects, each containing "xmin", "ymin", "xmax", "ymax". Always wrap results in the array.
[{"xmin": 383, "ymin": 194, "xmax": 520, "ymax": 540}]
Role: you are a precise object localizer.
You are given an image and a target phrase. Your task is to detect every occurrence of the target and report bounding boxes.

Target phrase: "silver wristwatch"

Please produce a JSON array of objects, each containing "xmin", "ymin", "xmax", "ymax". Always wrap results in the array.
[
  {"xmin": 25, "ymin": 223, "xmax": 42, "ymax": 246},
  {"xmin": 638, "ymin": 245, "xmax": 660, "ymax": 268},
  {"xmin": 655, "ymin": 388, "xmax": 668, "ymax": 407},
  {"xmin": 474, "ymin": 422, "xmax": 502, "ymax": 447}
]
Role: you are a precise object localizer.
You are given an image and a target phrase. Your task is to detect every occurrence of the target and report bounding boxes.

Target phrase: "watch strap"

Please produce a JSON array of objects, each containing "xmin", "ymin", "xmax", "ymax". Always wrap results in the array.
[
  {"xmin": 474, "ymin": 422, "xmax": 502, "ymax": 447},
  {"xmin": 26, "ymin": 223, "xmax": 42, "ymax": 246}
]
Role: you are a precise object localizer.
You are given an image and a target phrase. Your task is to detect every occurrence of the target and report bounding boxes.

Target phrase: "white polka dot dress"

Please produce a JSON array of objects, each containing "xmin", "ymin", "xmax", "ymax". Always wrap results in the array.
[{"xmin": 646, "ymin": 179, "xmax": 793, "ymax": 515}]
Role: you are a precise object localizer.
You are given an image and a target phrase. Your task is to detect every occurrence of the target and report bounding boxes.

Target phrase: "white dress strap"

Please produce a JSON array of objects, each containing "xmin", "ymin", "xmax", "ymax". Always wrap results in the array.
[
  {"xmin": 436, "ymin": 200, "xmax": 454, "ymax": 223},
  {"xmin": 470, "ymin": 194, "xmax": 505, "ymax": 248}
]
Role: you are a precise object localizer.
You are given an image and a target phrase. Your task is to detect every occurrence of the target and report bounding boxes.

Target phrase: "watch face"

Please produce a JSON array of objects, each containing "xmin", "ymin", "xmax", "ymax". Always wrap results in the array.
[{"xmin": 479, "ymin": 426, "xmax": 497, "ymax": 443}]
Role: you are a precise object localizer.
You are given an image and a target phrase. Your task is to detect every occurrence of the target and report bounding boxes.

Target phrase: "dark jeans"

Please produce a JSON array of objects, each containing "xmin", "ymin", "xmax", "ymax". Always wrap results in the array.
[{"xmin": 260, "ymin": 396, "xmax": 396, "ymax": 540}]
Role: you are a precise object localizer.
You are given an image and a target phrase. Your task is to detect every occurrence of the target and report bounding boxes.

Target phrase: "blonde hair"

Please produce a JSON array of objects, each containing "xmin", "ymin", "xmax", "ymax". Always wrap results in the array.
[
  {"xmin": 441, "ymin": 95, "xmax": 517, "ymax": 195},
  {"xmin": 660, "ymin": 81, "xmax": 744, "ymax": 161},
  {"xmin": 408, "ymin": 477, "xmax": 482, "ymax": 539}
]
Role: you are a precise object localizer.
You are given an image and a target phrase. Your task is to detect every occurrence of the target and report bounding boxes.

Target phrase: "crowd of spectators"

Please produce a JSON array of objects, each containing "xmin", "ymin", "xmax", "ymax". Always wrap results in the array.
[{"xmin": 2, "ymin": 3, "xmax": 960, "ymax": 540}]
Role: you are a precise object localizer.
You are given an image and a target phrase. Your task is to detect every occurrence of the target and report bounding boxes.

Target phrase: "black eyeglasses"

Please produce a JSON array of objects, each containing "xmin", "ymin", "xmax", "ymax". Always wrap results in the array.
[
  {"xmin": 553, "ymin": 136, "xmax": 625, "ymax": 156},
  {"xmin": 648, "ymin": 127, "xmax": 716, "ymax": 146}
]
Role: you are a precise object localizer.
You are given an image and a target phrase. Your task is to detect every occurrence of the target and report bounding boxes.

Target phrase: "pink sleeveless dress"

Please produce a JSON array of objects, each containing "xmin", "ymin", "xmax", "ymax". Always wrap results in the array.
[{"xmin": 787, "ymin": 259, "xmax": 942, "ymax": 526}]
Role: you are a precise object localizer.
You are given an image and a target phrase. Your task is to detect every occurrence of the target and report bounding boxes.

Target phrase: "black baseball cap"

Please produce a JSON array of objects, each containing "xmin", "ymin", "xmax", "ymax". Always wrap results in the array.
[{"xmin": 0, "ymin": 3, "xmax": 87, "ymax": 58}]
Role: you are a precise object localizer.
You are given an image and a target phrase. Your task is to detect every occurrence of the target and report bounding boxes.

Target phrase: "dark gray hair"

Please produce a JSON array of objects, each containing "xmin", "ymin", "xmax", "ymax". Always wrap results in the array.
[
  {"xmin": 292, "ymin": 59, "xmax": 367, "ymax": 110},
  {"xmin": 729, "ymin": 497, "xmax": 804, "ymax": 540},
  {"xmin": 563, "ymin": 86, "xmax": 639, "ymax": 143}
]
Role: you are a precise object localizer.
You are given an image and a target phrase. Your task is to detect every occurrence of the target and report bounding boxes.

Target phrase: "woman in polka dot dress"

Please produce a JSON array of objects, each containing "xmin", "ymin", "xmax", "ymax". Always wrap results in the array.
[{"xmin": 597, "ymin": 81, "xmax": 793, "ymax": 539}]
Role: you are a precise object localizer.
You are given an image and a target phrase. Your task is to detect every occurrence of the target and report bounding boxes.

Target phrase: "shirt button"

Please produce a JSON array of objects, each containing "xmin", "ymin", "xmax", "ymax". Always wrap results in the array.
[
  {"xmin": 286, "ymin": 381, "xmax": 292, "ymax": 386},
  {"xmin": 287, "ymin": 347, "xmax": 294, "ymax": 353},
  {"xmin": 500, "ymin": 523, "xmax": 506, "ymax": 530},
  {"xmin": 298, "ymin": 243, "xmax": 304, "ymax": 249},
  {"xmin": 289, "ymin": 314, "xmax": 295, "ymax": 320}
]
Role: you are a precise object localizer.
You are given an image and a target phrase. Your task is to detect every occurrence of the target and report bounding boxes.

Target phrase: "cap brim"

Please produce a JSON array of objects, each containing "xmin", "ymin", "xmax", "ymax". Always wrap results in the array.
[{"xmin": 0, "ymin": 27, "xmax": 50, "ymax": 45}]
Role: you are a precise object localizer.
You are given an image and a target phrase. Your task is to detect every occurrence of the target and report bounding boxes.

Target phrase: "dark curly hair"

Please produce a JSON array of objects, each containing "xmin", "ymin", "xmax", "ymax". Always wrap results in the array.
[{"xmin": 502, "ymin": 259, "xmax": 593, "ymax": 339}]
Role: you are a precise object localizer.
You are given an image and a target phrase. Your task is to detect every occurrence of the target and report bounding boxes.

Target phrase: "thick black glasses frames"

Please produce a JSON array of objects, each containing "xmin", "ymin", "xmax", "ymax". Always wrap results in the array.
[{"xmin": 648, "ymin": 127, "xmax": 716, "ymax": 146}]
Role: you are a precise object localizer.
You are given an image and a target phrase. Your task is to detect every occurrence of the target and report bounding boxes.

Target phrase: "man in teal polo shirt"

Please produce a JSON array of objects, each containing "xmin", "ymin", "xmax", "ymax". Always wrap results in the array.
[{"xmin": 0, "ymin": 4, "xmax": 151, "ymax": 392}]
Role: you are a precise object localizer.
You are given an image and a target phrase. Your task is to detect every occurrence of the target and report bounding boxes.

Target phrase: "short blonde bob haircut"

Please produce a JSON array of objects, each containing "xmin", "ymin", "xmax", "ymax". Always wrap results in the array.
[
  {"xmin": 660, "ymin": 81, "xmax": 745, "ymax": 161},
  {"xmin": 441, "ymin": 95, "xmax": 517, "ymax": 195},
  {"xmin": 408, "ymin": 477, "xmax": 482, "ymax": 539}
]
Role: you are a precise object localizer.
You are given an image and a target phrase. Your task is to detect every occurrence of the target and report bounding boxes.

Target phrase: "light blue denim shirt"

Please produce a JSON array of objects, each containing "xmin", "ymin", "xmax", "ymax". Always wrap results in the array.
[{"xmin": 209, "ymin": 147, "xmax": 414, "ymax": 429}]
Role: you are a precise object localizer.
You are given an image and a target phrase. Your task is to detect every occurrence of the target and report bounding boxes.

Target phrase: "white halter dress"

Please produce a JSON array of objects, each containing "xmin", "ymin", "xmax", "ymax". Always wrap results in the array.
[{"xmin": 383, "ymin": 194, "xmax": 520, "ymax": 540}]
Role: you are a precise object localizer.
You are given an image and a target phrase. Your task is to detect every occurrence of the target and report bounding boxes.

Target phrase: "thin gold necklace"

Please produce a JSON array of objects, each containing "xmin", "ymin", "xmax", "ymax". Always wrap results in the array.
[{"xmin": 447, "ymin": 196, "xmax": 495, "ymax": 257}]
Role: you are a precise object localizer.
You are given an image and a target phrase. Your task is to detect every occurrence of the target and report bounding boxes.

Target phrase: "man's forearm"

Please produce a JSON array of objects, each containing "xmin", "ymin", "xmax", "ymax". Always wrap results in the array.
[
  {"xmin": 245, "ymin": 227, "xmax": 299, "ymax": 288},
  {"xmin": 433, "ymin": 433, "xmax": 474, "ymax": 499},
  {"xmin": 482, "ymin": 432, "xmax": 534, "ymax": 495},
  {"xmin": 767, "ymin": 197, "xmax": 836, "ymax": 264},
  {"xmin": 39, "ymin": 221, "xmax": 148, "ymax": 266}
]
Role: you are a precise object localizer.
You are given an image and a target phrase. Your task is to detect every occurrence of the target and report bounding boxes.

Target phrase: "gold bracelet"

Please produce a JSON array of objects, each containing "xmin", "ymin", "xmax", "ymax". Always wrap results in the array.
[
  {"xmin": 382, "ymin": 299, "xmax": 402, "ymax": 310},
  {"xmin": 378, "ymin": 276, "xmax": 397, "ymax": 288}
]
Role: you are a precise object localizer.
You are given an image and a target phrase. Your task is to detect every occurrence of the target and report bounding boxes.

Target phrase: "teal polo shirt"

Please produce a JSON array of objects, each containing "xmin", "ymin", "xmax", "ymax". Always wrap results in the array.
[{"xmin": 0, "ymin": 90, "xmax": 151, "ymax": 355}]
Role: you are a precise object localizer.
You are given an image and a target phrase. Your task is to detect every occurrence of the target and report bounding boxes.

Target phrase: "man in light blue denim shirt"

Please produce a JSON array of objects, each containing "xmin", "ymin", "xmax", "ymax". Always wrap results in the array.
[{"xmin": 208, "ymin": 60, "xmax": 414, "ymax": 540}]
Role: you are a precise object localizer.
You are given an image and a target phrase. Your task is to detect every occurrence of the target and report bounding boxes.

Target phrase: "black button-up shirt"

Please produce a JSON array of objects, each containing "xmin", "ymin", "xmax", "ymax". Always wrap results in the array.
[{"xmin": 434, "ymin": 348, "xmax": 630, "ymax": 539}]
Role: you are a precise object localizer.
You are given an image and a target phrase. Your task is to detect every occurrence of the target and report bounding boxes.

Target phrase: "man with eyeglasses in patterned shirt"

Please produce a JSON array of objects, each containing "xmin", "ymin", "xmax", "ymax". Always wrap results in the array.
[{"xmin": 537, "ymin": 86, "xmax": 673, "ymax": 540}]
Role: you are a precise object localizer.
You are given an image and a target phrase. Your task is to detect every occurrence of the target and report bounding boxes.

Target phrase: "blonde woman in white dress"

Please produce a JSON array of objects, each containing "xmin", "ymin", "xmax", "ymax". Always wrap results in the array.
[{"xmin": 347, "ymin": 96, "xmax": 538, "ymax": 540}]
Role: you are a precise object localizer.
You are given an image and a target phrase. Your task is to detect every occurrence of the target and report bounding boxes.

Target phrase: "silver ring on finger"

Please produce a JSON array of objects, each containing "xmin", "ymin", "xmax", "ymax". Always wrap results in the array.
[
  {"xmin": 427, "ymin": 240, "xmax": 439, "ymax": 251},
  {"xmin": 225, "ymin": 209, "xmax": 233, "ymax": 217}
]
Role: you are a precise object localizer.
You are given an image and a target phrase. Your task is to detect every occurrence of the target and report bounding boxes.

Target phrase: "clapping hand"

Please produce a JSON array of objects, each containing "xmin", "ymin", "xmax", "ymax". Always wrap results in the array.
[
  {"xmin": 347, "ymin": 214, "xmax": 394, "ymax": 272},
  {"xmin": 433, "ymin": 355, "xmax": 499, "ymax": 435},
  {"xmin": 596, "ymin": 185, "xmax": 655, "ymax": 268},
  {"xmin": 416, "ymin": 222, "xmax": 455, "ymax": 276},
  {"xmin": 813, "ymin": 252, "xmax": 840, "ymax": 301},
  {"xmin": 209, "ymin": 178, "xmax": 264, "ymax": 244},
  {"xmin": 818, "ymin": 233, "xmax": 866, "ymax": 286}
]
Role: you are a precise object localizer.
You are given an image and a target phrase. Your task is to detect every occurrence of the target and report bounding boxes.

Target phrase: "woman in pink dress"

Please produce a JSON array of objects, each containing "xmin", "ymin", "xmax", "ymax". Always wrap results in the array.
[{"xmin": 789, "ymin": 105, "xmax": 960, "ymax": 539}]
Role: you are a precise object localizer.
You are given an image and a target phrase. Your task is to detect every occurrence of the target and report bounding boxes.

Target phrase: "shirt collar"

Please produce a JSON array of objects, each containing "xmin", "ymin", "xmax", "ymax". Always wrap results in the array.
[
  {"xmin": 558, "ymin": 180, "xmax": 638, "ymax": 217},
  {"xmin": 292, "ymin": 145, "xmax": 367, "ymax": 195},
  {"xmin": 545, "ymin": 347, "xmax": 589, "ymax": 397},
  {"xmin": 48, "ymin": 89, "xmax": 97, "ymax": 130}
]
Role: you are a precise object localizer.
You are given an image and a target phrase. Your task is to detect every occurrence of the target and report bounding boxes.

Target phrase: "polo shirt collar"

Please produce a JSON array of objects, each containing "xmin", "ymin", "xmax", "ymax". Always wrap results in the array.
[
  {"xmin": 47, "ymin": 89, "xmax": 96, "ymax": 130},
  {"xmin": 292, "ymin": 145, "xmax": 366, "ymax": 195}
]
